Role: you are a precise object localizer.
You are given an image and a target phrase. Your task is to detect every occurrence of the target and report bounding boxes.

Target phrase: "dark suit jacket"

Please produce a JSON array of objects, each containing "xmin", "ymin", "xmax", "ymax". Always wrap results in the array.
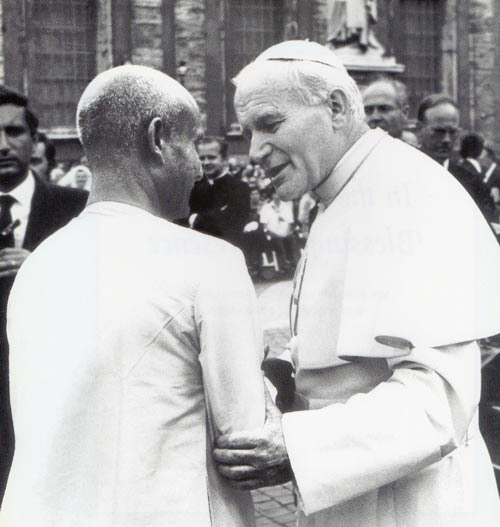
[
  {"xmin": 0, "ymin": 176, "xmax": 88, "ymax": 501},
  {"xmin": 448, "ymin": 160, "xmax": 497, "ymax": 223},
  {"xmin": 189, "ymin": 173, "xmax": 251, "ymax": 245}
]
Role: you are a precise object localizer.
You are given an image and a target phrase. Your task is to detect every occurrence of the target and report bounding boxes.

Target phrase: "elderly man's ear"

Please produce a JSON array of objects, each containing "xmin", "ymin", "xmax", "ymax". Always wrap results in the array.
[
  {"xmin": 328, "ymin": 89, "xmax": 349, "ymax": 129},
  {"xmin": 147, "ymin": 117, "xmax": 169, "ymax": 163}
]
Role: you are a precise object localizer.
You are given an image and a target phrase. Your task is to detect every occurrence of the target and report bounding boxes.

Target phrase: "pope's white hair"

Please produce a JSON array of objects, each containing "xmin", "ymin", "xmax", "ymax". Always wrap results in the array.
[
  {"xmin": 77, "ymin": 65, "xmax": 198, "ymax": 165},
  {"xmin": 233, "ymin": 59, "xmax": 365, "ymax": 122}
]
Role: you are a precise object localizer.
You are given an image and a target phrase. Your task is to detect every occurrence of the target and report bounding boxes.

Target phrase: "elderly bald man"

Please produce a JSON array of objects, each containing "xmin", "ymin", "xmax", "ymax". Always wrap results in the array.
[
  {"xmin": 0, "ymin": 66, "xmax": 266, "ymax": 526},
  {"xmin": 213, "ymin": 41, "xmax": 500, "ymax": 527}
]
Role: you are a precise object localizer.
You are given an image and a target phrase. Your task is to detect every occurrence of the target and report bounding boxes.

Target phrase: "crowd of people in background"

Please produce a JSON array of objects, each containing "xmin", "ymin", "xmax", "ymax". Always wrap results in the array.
[
  {"xmin": 180, "ymin": 78, "xmax": 500, "ymax": 278},
  {"xmin": 30, "ymin": 134, "xmax": 92, "ymax": 191},
  {"xmin": 23, "ymin": 75, "xmax": 500, "ymax": 284},
  {"xmin": 1, "ymin": 43, "xmax": 500, "ymax": 524}
]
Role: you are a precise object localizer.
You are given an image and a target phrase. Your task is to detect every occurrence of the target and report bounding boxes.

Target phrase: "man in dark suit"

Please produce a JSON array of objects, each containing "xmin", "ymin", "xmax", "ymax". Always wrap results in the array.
[
  {"xmin": 418, "ymin": 94, "xmax": 496, "ymax": 223},
  {"xmin": 189, "ymin": 136, "xmax": 250, "ymax": 248},
  {"xmin": 0, "ymin": 86, "xmax": 88, "ymax": 502},
  {"xmin": 454, "ymin": 132, "xmax": 497, "ymax": 222}
]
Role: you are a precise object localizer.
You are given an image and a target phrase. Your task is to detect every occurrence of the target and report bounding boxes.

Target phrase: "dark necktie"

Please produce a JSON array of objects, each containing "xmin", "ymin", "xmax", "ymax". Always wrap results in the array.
[{"xmin": 0, "ymin": 195, "xmax": 16, "ymax": 249}]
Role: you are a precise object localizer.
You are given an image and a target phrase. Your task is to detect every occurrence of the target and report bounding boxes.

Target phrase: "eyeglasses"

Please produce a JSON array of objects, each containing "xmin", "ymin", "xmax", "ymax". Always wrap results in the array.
[{"xmin": 364, "ymin": 104, "xmax": 398, "ymax": 115}]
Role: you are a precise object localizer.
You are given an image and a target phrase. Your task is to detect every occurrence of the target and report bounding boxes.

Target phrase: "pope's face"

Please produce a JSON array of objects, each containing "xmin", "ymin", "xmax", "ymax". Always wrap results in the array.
[{"xmin": 235, "ymin": 78, "xmax": 337, "ymax": 201}]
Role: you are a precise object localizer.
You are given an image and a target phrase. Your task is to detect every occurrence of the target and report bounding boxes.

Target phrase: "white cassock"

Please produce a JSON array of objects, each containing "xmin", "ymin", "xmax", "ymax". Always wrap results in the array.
[
  {"xmin": 282, "ymin": 129, "xmax": 500, "ymax": 526},
  {"xmin": 0, "ymin": 202, "xmax": 265, "ymax": 527}
]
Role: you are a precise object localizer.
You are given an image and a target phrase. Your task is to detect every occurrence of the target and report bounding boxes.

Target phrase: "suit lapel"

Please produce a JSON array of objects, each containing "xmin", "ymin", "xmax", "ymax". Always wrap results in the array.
[{"xmin": 23, "ymin": 176, "xmax": 51, "ymax": 251}]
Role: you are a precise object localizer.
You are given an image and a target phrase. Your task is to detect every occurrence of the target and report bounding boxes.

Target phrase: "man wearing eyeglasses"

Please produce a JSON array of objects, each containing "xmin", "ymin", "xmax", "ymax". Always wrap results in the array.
[{"xmin": 418, "ymin": 93, "xmax": 496, "ymax": 222}]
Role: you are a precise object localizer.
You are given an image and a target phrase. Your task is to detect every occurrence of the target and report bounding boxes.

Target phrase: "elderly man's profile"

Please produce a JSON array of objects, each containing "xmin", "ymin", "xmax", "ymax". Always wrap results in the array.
[{"xmin": 213, "ymin": 40, "xmax": 500, "ymax": 527}]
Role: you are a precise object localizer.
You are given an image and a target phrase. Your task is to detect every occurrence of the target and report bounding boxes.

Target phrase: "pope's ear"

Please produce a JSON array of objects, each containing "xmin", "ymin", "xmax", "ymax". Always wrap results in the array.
[{"xmin": 328, "ymin": 89, "xmax": 349, "ymax": 128}]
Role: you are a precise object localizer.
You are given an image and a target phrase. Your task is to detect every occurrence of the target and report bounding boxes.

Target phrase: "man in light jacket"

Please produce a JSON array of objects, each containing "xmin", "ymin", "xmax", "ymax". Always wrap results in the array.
[
  {"xmin": 1, "ymin": 65, "xmax": 265, "ymax": 526},
  {"xmin": 214, "ymin": 41, "xmax": 500, "ymax": 527}
]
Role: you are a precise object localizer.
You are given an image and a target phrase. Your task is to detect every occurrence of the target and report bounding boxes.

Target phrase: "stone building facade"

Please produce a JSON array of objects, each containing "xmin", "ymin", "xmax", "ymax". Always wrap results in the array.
[{"xmin": 0, "ymin": 0, "xmax": 499, "ymax": 160}]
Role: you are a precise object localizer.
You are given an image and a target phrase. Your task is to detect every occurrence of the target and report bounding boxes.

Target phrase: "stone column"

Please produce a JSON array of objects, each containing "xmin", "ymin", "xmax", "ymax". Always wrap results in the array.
[
  {"xmin": 162, "ymin": 0, "xmax": 176, "ymax": 77},
  {"xmin": 204, "ymin": 0, "xmax": 224, "ymax": 134},
  {"xmin": 441, "ymin": 0, "xmax": 458, "ymax": 99},
  {"xmin": 456, "ymin": 0, "xmax": 471, "ymax": 129},
  {"xmin": 97, "ymin": 0, "xmax": 114, "ymax": 72}
]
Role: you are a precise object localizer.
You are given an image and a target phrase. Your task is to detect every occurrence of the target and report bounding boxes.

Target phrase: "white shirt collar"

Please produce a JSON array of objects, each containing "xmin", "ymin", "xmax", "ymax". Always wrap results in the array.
[
  {"xmin": 84, "ymin": 201, "xmax": 156, "ymax": 218},
  {"xmin": 466, "ymin": 158, "xmax": 482, "ymax": 173},
  {"xmin": 313, "ymin": 128, "xmax": 387, "ymax": 208},
  {"xmin": 1, "ymin": 170, "xmax": 36, "ymax": 206}
]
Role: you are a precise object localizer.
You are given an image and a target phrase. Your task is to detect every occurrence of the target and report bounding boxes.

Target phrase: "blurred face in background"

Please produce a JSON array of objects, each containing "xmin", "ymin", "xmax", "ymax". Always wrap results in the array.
[
  {"xmin": 363, "ymin": 82, "xmax": 407, "ymax": 139},
  {"xmin": 31, "ymin": 141, "xmax": 49, "ymax": 179},
  {"xmin": 198, "ymin": 141, "xmax": 224, "ymax": 179},
  {"xmin": 74, "ymin": 168, "xmax": 89, "ymax": 189},
  {"xmin": 227, "ymin": 157, "xmax": 240, "ymax": 176},
  {"xmin": 249, "ymin": 188, "xmax": 261, "ymax": 211},
  {"xmin": 419, "ymin": 103, "xmax": 460, "ymax": 163}
]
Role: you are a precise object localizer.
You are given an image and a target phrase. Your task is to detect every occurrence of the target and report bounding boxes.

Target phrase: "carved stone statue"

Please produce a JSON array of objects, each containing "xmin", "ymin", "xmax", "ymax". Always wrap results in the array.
[
  {"xmin": 325, "ymin": 0, "xmax": 404, "ymax": 78},
  {"xmin": 327, "ymin": 0, "xmax": 381, "ymax": 52}
]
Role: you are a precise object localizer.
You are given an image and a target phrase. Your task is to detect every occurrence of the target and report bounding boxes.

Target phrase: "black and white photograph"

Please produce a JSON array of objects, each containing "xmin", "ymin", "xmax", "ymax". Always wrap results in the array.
[{"xmin": 0, "ymin": 1, "xmax": 499, "ymax": 526}]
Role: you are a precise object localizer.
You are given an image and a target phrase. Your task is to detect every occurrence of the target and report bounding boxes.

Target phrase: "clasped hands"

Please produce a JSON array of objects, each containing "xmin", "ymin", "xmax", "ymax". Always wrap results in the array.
[{"xmin": 213, "ymin": 389, "xmax": 293, "ymax": 490}]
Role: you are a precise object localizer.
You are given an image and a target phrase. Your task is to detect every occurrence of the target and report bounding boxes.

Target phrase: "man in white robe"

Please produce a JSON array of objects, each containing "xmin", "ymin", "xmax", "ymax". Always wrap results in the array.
[
  {"xmin": 0, "ymin": 65, "xmax": 265, "ymax": 526},
  {"xmin": 213, "ymin": 41, "xmax": 500, "ymax": 527}
]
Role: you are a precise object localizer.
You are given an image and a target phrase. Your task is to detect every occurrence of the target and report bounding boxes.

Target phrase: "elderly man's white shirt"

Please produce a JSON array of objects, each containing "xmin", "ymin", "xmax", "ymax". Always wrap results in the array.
[
  {"xmin": 1, "ymin": 202, "xmax": 265, "ymax": 526},
  {"xmin": 283, "ymin": 130, "xmax": 500, "ymax": 526}
]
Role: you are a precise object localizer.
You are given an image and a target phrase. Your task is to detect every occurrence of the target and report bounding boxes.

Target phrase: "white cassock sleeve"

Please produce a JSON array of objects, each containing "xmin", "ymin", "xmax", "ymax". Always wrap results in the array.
[
  {"xmin": 195, "ymin": 247, "xmax": 266, "ymax": 436},
  {"xmin": 282, "ymin": 340, "xmax": 481, "ymax": 514}
]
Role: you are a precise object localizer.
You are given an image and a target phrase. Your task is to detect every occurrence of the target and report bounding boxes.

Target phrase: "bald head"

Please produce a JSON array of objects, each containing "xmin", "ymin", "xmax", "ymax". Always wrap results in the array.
[
  {"xmin": 77, "ymin": 65, "xmax": 202, "ymax": 220},
  {"xmin": 77, "ymin": 65, "xmax": 199, "ymax": 167}
]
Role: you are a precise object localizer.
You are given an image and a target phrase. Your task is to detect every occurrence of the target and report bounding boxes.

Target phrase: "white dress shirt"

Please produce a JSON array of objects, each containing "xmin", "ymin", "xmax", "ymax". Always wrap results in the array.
[{"xmin": 0, "ymin": 171, "xmax": 35, "ymax": 247}]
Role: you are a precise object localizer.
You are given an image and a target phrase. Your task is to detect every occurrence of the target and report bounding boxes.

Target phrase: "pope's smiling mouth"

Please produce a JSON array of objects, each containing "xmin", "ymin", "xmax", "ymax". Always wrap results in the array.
[{"xmin": 266, "ymin": 161, "xmax": 289, "ymax": 180}]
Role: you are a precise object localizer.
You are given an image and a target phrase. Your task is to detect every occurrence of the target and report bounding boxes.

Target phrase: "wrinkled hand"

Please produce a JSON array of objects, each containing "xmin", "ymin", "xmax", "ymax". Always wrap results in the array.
[
  {"xmin": 213, "ymin": 389, "xmax": 292, "ymax": 490},
  {"xmin": 0, "ymin": 248, "xmax": 31, "ymax": 278}
]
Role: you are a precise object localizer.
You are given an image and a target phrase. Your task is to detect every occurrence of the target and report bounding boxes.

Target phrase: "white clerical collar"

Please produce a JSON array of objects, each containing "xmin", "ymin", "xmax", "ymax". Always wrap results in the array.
[
  {"xmin": 1, "ymin": 170, "xmax": 36, "ymax": 207},
  {"xmin": 313, "ymin": 128, "xmax": 387, "ymax": 208}
]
